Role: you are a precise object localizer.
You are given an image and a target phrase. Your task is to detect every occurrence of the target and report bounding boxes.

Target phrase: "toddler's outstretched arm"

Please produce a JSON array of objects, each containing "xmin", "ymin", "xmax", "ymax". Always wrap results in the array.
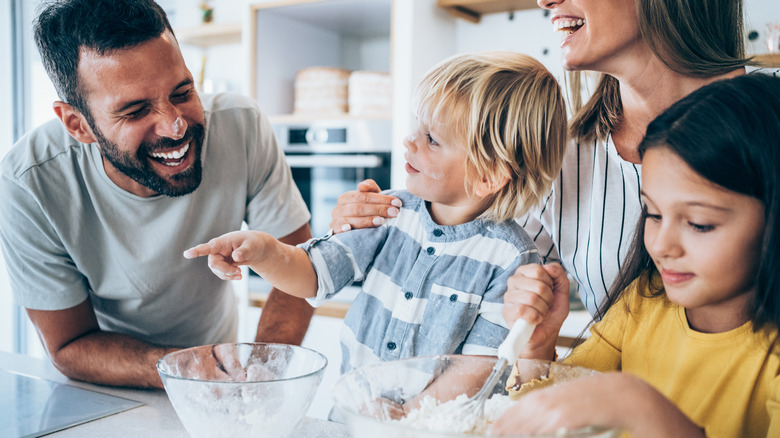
[{"xmin": 183, "ymin": 230, "xmax": 317, "ymax": 299}]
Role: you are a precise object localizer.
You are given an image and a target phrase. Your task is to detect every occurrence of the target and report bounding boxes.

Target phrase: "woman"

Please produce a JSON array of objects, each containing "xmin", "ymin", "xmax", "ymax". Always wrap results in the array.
[{"xmin": 331, "ymin": 0, "xmax": 777, "ymax": 319}]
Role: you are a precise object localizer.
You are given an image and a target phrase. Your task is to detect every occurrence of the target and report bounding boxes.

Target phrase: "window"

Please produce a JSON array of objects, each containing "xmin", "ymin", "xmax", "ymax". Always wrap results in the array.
[
  {"xmin": 2, "ymin": 0, "xmax": 56, "ymax": 357},
  {"xmin": 0, "ymin": 0, "xmax": 14, "ymax": 355}
]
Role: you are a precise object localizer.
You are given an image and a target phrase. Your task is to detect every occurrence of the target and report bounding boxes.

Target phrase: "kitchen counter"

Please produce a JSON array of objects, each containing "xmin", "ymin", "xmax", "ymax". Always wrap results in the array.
[
  {"xmin": 0, "ymin": 350, "xmax": 349, "ymax": 437},
  {"xmin": 1, "ymin": 307, "xmax": 592, "ymax": 437}
]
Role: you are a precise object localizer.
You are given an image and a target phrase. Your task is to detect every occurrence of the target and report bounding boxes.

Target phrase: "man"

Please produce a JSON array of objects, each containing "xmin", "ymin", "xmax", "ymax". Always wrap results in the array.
[{"xmin": 0, "ymin": 0, "xmax": 314, "ymax": 388}]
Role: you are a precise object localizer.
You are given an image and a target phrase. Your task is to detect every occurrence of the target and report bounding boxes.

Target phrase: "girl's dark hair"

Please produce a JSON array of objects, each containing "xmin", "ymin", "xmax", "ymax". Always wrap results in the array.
[
  {"xmin": 33, "ymin": 0, "xmax": 173, "ymax": 121},
  {"xmin": 601, "ymin": 73, "xmax": 780, "ymax": 331}
]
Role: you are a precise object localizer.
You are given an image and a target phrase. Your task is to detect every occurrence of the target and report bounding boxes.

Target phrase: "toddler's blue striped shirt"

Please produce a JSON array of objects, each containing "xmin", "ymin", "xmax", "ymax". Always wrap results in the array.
[{"xmin": 301, "ymin": 190, "xmax": 541, "ymax": 374}]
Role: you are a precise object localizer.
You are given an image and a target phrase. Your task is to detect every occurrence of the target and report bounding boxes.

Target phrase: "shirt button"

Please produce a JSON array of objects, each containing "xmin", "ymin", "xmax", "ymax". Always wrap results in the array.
[
  {"xmin": 387, "ymin": 342, "xmax": 397, "ymax": 351},
  {"xmin": 433, "ymin": 229, "xmax": 443, "ymax": 237},
  {"xmin": 449, "ymin": 294, "xmax": 458, "ymax": 302},
  {"xmin": 404, "ymin": 292, "xmax": 413, "ymax": 300},
  {"xmin": 426, "ymin": 247, "xmax": 435, "ymax": 255}
]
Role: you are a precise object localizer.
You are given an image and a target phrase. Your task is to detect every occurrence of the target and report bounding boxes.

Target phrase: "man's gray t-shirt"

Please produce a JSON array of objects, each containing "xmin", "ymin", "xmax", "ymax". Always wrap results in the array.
[{"xmin": 0, "ymin": 93, "xmax": 310, "ymax": 347}]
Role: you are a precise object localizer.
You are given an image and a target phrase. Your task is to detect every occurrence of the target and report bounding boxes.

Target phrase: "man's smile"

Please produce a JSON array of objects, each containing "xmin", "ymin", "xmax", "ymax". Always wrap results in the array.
[{"xmin": 149, "ymin": 142, "xmax": 190, "ymax": 166}]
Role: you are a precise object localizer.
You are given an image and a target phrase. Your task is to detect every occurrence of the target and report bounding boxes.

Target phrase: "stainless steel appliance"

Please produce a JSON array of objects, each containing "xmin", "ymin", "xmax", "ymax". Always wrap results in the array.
[{"xmin": 272, "ymin": 118, "xmax": 393, "ymax": 238}]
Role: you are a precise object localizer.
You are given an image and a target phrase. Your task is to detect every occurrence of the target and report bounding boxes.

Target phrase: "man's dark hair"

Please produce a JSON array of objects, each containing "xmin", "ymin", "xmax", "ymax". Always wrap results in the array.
[{"xmin": 33, "ymin": 0, "xmax": 174, "ymax": 120}]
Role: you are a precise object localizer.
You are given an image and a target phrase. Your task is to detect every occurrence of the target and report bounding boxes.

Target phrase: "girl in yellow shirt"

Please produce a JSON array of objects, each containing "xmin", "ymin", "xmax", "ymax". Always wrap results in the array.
[{"xmin": 493, "ymin": 73, "xmax": 780, "ymax": 438}]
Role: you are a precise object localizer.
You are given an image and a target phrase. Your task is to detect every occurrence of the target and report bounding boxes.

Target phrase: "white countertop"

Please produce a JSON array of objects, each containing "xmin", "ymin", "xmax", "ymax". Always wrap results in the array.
[{"xmin": 0, "ymin": 351, "xmax": 349, "ymax": 438}]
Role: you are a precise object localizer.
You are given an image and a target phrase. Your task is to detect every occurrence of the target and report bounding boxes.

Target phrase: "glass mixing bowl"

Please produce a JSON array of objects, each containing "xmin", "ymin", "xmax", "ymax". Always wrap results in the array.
[
  {"xmin": 333, "ymin": 355, "xmax": 619, "ymax": 438},
  {"xmin": 158, "ymin": 342, "xmax": 327, "ymax": 438}
]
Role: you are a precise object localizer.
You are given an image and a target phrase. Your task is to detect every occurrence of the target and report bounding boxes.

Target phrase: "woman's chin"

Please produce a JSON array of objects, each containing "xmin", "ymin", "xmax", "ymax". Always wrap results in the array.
[{"xmin": 561, "ymin": 54, "xmax": 588, "ymax": 72}]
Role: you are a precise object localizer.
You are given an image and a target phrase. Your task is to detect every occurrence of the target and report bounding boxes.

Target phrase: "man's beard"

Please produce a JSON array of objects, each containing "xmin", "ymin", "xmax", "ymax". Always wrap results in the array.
[{"xmin": 92, "ymin": 123, "xmax": 205, "ymax": 197}]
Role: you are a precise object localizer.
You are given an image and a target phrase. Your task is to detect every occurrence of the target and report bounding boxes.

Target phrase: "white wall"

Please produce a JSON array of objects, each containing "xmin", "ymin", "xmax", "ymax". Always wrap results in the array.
[
  {"xmin": 454, "ymin": 8, "xmax": 563, "ymax": 81},
  {"xmin": 389, "ymin": 0, "xmax": 457, "ymax": 188},
  {"xmin": 745, "ymin": 1, "xmax": 780, "ymax": 56}
]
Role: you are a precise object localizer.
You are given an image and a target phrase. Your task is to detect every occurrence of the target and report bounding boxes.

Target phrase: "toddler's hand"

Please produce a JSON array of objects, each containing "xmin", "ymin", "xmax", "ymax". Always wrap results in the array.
[{"xmin": 183, "ymin": 230, "xmax": 268, "ymax": 281}]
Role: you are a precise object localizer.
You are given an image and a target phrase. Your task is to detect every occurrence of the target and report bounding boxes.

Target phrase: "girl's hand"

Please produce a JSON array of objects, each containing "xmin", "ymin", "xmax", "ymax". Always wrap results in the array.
[
  {"xmin": 183, "ymin": 230, "xmax": 270, "ymax": 280},
  {"xmin": 490, "ymin": 373, "xmax": 706, "ymax": 438},
  {"xmin": 503, "ymin": 263, "xmax": 570, "ymax": 359},
  {"xmin": 329, "ymin": 179, "xmax": 402, "ymax": 233}
]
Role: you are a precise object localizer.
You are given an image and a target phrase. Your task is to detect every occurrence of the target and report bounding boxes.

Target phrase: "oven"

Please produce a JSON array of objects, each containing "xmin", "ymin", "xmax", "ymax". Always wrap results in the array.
[{"xmin": 273, "ymin": 118, "xmax": 393, "ymax": 238}]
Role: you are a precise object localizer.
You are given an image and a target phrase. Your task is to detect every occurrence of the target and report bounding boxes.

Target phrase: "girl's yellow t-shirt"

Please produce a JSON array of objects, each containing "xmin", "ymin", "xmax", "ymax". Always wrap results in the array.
[{"xmin": 564, "ymin": 278, "xmax": 780, "ymax": 438}]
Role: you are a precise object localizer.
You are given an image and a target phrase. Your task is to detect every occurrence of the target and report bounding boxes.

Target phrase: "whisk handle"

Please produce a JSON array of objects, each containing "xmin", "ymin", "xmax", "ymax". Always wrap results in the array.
[{"xmin": 497, "ymin": 319, "xmax": 536, "ymax": 362}]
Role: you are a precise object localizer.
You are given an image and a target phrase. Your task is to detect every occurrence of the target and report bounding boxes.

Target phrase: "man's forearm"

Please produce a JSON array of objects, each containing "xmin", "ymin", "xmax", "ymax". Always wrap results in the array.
[
  {"xmin": 49, "ymin": 330, "xmax": 177, "ymax": 388},
  {"xmin": 255, "ymin": 288, "xmax": 314, "ymax": 345}
]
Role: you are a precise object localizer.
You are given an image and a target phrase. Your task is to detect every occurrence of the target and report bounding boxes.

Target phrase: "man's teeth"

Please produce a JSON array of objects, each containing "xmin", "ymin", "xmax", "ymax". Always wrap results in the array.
[
  {"xmin": 150, "ymin": 143, "xmax": 189, "ymax": 160},
  {"xmin": 554, "ymin": 19, "xmax": 585, "ymax": 31}
]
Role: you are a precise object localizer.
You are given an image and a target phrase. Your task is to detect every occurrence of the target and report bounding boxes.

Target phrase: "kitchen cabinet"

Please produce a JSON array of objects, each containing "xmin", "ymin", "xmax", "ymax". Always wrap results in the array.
[
  {"xmin": 248, "ymin": 0, "xmax": 392, "ymax": 117},
  {"xmin": 437, "ymin": 0, "xmax": 539, "ymax": 23}
]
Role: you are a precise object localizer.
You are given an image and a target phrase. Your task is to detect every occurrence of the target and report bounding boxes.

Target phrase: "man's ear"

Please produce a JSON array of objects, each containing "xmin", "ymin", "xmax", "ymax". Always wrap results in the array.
[
  {"xmin": 474, "ymin": 173, "xmax": 510, "ymax": 198},
  {"xmin": 53, "ymin": 101, "xmax": 97, "ymax": 144}
]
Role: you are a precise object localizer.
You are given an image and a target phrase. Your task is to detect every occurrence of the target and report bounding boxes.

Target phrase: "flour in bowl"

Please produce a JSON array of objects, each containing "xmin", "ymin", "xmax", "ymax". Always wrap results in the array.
[{"xmin": 393, "ymin": 394, "xmax": 515, "ymax": 435}]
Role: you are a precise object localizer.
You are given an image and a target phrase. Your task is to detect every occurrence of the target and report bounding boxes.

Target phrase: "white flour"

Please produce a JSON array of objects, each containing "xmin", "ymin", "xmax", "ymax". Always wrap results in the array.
[{"xmin": 394, "ymin": 394, "xmax": 515, "ymax": 435}]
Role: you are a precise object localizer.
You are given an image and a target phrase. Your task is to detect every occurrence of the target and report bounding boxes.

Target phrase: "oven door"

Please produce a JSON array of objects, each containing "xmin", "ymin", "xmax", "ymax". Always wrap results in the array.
[{"xmin": 287, "ymin": 152, "xmax": 391, "ymax": 238}]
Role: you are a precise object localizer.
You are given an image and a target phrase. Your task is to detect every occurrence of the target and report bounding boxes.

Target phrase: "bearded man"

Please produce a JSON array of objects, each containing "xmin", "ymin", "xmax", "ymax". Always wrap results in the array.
[{"xmin": 0, "ymin": 0, "xmax": 314, "ymax": 388}]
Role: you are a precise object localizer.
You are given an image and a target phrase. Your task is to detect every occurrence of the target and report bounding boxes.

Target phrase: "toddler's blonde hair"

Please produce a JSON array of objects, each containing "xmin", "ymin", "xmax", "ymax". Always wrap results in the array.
[{"xmin": 413, "ymin": 51, "xmax": 567, "ymax": 222}]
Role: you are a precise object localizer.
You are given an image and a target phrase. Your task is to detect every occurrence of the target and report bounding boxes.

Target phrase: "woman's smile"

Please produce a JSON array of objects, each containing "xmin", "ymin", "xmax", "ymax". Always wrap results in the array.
[{"xmin": 552, "ymin": 15, "xmax": 585, "ymax": 34}]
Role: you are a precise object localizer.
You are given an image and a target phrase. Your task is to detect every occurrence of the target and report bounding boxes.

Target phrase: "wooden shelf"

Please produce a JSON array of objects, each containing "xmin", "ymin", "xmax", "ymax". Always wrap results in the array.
[
  {"xmin": 751, "ymin": 53, "xmax": 780, "ymax": 68},
  {"xmin": 437, "ymin": 0, "xmax": 539, "ymax": 23},
  {"xmin": 176, "ymin": 22, "xmax": 242, "ymax": 47}
]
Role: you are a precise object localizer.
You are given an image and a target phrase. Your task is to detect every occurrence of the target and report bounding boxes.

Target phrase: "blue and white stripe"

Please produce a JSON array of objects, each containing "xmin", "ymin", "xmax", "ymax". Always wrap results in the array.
[{"xmin": 301, "ymin": 190, "xmax": 541, "ymax": 373}]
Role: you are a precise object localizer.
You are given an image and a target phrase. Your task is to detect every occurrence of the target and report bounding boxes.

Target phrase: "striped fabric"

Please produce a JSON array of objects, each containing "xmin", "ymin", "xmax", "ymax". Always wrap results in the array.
[
  {"xmin": 521, "ymin": 134, "xmax": 642, "ymax": 318},
  {"xmin": 521, "ymin": 67, "xmax": 780, "ymax": 318},
  {"xmin": 302, "ymin": 190, "xmax": 541, "ymax": 374}
]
